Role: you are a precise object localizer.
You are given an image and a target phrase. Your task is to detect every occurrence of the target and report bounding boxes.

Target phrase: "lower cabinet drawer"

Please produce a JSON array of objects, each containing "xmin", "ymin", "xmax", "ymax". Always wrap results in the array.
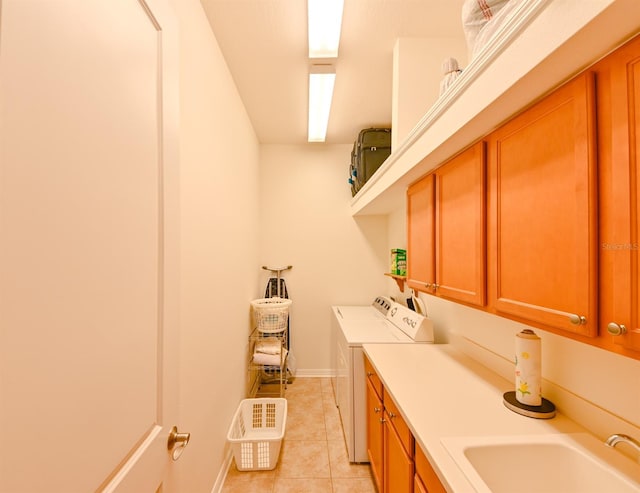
[{"xmin": 364, "ymin": 355, "xmax": 383, "ymax": 398}]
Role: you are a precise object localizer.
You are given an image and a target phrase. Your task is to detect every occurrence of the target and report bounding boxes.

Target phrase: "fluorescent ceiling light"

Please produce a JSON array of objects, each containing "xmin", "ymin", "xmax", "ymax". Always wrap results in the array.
[
  {"xmin": 308, "ymin": 65, "xmax": 336, "ymax": 142},
  {"xmin": 308, "ymin": 0, "xmax": 344, "ymax": 58}
]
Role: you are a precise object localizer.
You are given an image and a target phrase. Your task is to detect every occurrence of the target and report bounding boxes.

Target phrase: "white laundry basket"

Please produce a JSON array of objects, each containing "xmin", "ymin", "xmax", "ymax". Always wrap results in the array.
[
  {"xmin": 227, "ymin": 398, "xmax": 288, "ymax": 471},
  {"xmin": 251, "ymin": 297, "xmax": 292, "ymax": 334}
]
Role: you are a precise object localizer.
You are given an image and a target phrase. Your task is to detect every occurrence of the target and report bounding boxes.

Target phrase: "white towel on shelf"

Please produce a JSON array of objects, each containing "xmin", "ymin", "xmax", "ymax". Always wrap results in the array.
[
  {"xmin": 255, "ymin": 337, "xmax": 282, "ymax": 355},
  {"xmin": 440, "ymin": 57, "xmax": 462, "ymax": 95},
  {"xmin": 471, "ymin": 0, "xmax": 525, "ymax": 59},
  {"xmin": 462, "ymin": 0, "xmax": 511, "ymax": 54},
  {"xmin": 252, "ymin": 347, "xmax": 288, "ymax": 366}
]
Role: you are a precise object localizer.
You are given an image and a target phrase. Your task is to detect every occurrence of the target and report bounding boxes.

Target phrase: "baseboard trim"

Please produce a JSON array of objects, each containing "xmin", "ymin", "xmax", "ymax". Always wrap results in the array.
[{"xmin": 209, "ymin": 448, "xmax": 233, "ymax": 493}]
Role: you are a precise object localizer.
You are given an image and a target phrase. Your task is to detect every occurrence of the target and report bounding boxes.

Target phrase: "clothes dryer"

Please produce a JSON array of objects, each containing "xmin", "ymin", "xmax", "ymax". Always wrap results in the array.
[{"xmin": 332, "ymin": 300, "xmax": 434, "ymax": 462}]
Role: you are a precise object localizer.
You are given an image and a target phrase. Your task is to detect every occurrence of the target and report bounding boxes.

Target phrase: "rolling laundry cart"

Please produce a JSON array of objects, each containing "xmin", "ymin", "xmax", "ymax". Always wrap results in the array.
[
  {"xmin": 263, "ymin": 265, "xmax": 291, "ymax": 349},
  {"xmin": 248, "ymin": 266, "xmax": 293, "ymax": 397}
]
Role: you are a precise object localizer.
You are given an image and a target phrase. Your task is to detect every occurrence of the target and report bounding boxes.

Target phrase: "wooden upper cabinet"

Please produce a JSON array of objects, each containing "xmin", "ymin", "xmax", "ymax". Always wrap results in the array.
[
  {"xmin": 407, "ymin": 174, "xmax": 435, "ymax": 292},
  {"xmin": 595, "ymin": 34, "xmax": 640, "ymax": 353},
  {"xmin": 404, "ymin": 34, "xmax": 640, "ymax": 357},
  {"xmin": 407, "ymin": 141, "xmax": 486, "ymax": 307},
  {"xmin": 487, "ymin": 71, "xmax": 598, "ymax": 337},
  {"xmin": 435, "ymin": 141, "xmax": 486, "ymax": 306}
]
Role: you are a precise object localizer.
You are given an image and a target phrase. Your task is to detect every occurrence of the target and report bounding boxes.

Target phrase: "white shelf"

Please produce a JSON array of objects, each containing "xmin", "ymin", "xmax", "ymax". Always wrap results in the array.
[{"xmin": 350, "ymin": 0, "xmax": 640, "ymax": 216}]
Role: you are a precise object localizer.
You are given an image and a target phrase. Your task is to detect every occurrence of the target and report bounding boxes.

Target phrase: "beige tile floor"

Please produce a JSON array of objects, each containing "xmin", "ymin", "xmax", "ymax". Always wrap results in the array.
[{"xmin": 221, "ymin": 377, "xmax": 377, "ymax": 493}]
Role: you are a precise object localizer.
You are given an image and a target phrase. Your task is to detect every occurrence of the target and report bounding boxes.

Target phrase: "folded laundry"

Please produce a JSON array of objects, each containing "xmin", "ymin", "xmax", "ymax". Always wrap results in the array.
[
  {"xmin": 255, "ymin": 338, "xmax": 282, "ymax": 355},
  {"xmin": 252, "ymin": 348, "xmax": 288, "ymax": 366}
]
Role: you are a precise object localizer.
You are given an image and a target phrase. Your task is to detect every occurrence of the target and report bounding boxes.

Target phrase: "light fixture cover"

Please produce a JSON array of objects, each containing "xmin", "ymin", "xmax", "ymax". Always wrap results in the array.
[
  {"xmin": 308, "ymin": 65, "xmax": 336, "ymax": 142},
  {"xmin": 308, "ymin": 0, "xmax": 344, "ymax": 58}
]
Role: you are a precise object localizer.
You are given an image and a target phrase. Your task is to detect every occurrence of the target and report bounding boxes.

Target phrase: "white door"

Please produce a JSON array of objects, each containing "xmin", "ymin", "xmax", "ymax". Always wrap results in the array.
[{"xmin": 0, "ymin": 1, "xmax": 181, "ymax": 492}]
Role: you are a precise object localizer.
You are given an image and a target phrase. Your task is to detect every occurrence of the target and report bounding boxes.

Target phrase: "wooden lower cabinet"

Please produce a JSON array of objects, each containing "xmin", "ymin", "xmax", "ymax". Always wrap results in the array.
[
  {"xmin": 365, "ymin": 353, "xmax": 383, "ymax": 397},
  {"xmin": 414, "ymin": 474, "xmax": 428, "ymax": 493},
  {"xmin": 415, "ymin": 443, "xmax": 447, "ymax": 493},
  {"xmin": 366, "ymin": 377, "xmax": 384, "ymax": 492},
  {"xmin": 365, "ymin": 356, "xmax": 447, "ymax": 493},
  {"xmin": 383, "ymin": 412, "xmax": 414, "ymax": 493}
]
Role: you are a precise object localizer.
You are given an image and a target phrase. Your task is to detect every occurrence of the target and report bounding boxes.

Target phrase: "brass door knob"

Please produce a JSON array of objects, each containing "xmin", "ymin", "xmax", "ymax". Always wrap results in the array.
[{"xmin": 167, "ymin": 426, "xmax": 191, "ymax": 461}]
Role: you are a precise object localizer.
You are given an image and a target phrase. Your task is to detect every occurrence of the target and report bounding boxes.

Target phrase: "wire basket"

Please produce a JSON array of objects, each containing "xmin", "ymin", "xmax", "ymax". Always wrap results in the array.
[
  {"xmin": 251, "ymin": 297, "xmax": 292, "ymax": 334},
  {"xmin": 227, "ymin": 398, "xmax": 288, "ymax": 471}
]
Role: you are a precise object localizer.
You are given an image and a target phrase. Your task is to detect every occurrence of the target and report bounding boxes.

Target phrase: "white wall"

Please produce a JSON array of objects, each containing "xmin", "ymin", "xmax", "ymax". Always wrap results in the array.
[
  {"xmin": 259, "ymin": 145, "xmax": 389, "ymax": 373},
  {"xmin": 385, "ymin": 204, "xmax": 640, "ymax": 457},
  {"xmin": 381, "ymin": 201, "xmax": 410, "ymax": 299},
  {"xmin": 392, "ymin": 37, "xmax": 468, "ymax": 150},
  {"xmin": 169, "ymin": 1, "xmax": 261, "ymax": 491}
]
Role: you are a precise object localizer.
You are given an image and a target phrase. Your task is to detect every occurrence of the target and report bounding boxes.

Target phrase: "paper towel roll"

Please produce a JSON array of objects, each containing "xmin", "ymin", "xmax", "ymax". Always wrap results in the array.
[{"xmin": 515, "ymin": 329, "xmax": 542, "ymax": 406}]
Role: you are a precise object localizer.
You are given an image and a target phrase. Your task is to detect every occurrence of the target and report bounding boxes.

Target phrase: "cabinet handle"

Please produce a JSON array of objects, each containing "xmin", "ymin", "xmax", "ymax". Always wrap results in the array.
[
  {"xmin": 569, "ymin": 314, "xmax": 587, "ymax": 325},
  {"xmin": 424, "ymin": 283, "xmax": 431, "ymax": 289},
  {"xmin": 374, "ymin": 407, "xmax": 381, "ymax": 413},
  {"xmin": 607, "ymin": 322, "xmax": 627, "ymax": 336},
  {"xmin": 388, "ymin": 412, "xmax": 396, "ymax": 419},
  {"xmin": 379, "ymin": 418, "xmax": 386, "ymax": 423},
  {"xmin": 433, "ymin": 283, "xmax": 439, "ymax": 291}
]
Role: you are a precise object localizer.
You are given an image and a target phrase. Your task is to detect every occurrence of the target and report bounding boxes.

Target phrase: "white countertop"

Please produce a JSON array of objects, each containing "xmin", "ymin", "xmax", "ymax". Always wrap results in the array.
[{"xmin": 362, "ymin": 343, "xmax": 600, "ymax": 492}]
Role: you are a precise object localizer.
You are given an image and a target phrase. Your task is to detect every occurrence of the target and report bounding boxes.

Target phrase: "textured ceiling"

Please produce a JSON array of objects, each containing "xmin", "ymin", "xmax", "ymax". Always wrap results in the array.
[{"xmin": 200, "ymin": 0, "xmax": 466, "ymax": 144}]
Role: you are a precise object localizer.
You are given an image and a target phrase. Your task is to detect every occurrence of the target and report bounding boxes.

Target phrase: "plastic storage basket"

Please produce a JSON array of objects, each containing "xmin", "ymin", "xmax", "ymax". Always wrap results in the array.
[
  {"xmin": 251, "ymin": 297, "xmax": 292, "ymax": 334},
  {"xmin": 227, "ymin": 398, "xmax": 288, "ymax": 471}
]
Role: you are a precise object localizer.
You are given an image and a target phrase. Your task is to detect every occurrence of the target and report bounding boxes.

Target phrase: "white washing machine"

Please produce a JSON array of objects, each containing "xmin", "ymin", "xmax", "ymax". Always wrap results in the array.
[
  {"xmin": 329, "ymin": 296, "xmax": 392, "ymax": 397},
  {"xmin": 331, "ymin": 299, "xmax": 434, "ymax": 462}
]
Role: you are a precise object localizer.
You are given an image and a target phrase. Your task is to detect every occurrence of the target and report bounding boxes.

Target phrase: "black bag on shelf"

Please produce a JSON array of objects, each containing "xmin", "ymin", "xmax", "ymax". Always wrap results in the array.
[{"xmin": 348, "ymin": 127, "xmax": 392, "ymax": 197}]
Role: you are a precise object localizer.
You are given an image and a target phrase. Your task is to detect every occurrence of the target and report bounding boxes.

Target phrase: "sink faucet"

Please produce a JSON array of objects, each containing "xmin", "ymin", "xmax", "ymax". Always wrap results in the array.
[{"xmin": 605, "ymin": 434, "xmax": 640, "ymax": 453}]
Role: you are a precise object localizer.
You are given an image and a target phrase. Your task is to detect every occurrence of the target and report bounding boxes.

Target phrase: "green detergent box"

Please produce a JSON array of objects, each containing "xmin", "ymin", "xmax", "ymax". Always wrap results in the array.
[{"xmin": 390, "ymin": 249, "xmax": 406, "ymax": 276}]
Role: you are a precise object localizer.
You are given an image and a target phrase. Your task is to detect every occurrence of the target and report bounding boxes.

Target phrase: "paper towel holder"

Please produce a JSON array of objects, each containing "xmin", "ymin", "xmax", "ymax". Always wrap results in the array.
[{"xmin": 503, "ymin": 391, "xmax": 556, "ymax": 419}]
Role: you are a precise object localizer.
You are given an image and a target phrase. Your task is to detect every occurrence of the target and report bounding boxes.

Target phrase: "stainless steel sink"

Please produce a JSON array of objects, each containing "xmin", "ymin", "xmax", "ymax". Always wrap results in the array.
[{"xmin": 441, "ymin": 433, "xmax": 640, "ymax": 493}]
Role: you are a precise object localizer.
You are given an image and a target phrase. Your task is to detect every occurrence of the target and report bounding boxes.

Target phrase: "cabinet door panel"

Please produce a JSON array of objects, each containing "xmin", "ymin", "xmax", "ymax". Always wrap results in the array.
[
  {"xmin": 489, "ymin": 72, "xmax": 598, "ymax": 336},
  {"xmin": 383, "ymin": 389, "xmax": 413, "ymax": 456},
  {"xmin": 436, "ymin": 142, "xmax": 486, "ymax": 306},
  {"xmin": 384, "ymin": 411, "xmax": 414, "ymax": 493},
  {"xmin": 415, "ymin": 444, "xmax": 447, "ymax": 493},
  {"xmin": 628, "ymin": 50, "xmax": 640, "ymax": 351},
  {"xmin": 407, "ymin": 175, "xmax": 435, "ymax": 293},
  {"xmin": 597, "ymin": 34, "xmax": 640, "ymax": 352}
]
